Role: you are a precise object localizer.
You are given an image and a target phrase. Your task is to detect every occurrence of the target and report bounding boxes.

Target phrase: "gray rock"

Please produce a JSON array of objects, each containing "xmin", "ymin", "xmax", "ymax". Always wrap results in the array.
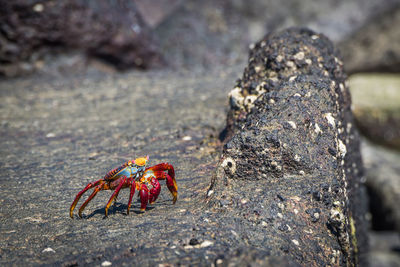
[
  {"xmin": 209, "ymin": 28, "xmax": 368, "ymax": 266},
  {"xmin": 362, "ymin": 140, "xmax": 400, "ymax": 231},
  {"xmin": 339, "ymin": 6, "xmax": 400, "ymax": 74},
  {"xmin": 368, "ymin": 231, "xmax": 400, "ymax": 267},
  {"xmin": 349, "ymin": 73, "xmax": 400, "ymax": 150},
  {"xmin": 0, "ymin": 0, "xmax": 163, "ymax": 77}
]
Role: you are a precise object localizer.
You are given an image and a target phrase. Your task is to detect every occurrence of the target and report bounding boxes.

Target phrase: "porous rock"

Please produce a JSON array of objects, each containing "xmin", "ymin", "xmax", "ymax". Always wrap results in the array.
[{"xmin": 209, "ymin": 28, "xmax": 368, "ymax": 266}]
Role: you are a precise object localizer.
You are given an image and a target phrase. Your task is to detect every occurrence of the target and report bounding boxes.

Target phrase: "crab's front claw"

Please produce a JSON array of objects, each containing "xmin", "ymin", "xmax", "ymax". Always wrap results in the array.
[
  {"xmin": 149, "ymin": 178, "xmax": 161, "ymax": 204},
  {"xmin": 147, "ymin": 163, "xmax": 178, "ymax": 204}
]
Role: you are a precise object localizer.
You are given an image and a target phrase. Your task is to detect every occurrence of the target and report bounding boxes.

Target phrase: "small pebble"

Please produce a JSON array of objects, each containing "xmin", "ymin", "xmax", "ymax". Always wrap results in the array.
[
  {"xmin": 46, "ymin": 132, "xmax": 55, "ymax": 138},
  {"xmin": 182, "ymin": 136, "xmax": 192, "ymax": 141},
  {"xmin": 101, "ymin": 261, "xmax": 112, "ymax": 267},
  {"xmin": 42, "ymin": 247, "xmax": 55, "ymax": 253},
  {"xmin": 200, "ymin": 240, "xmax": 213, "ymax": 248}
]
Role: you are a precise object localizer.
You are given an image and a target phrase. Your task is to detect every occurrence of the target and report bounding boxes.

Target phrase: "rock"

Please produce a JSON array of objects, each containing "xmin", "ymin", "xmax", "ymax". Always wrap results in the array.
[
  {"xmin": 339, "ymin": 6, "xmax": 400, "ymax": 73},
  {"xmin": 349, "ymin": 73, "xmax": 400, "ymax": 150},
  {"xmin": 209, "ymin": 28, "xmax": 368, "ymax": 266},
  {"xmin": 0, "ymin": 0, "xmax": 163, "ymax": 77},
  {"xmin": 134, "ymin": 0, "xmax": 183, "ymax": 28},
  {"xmin": 155, "ymin": 0, "xmax": 399, "ymax": 69},
  {"xmin": 362, "ymin": 140, "xmax": 400, "ymax": 231},
  {"xmin": 368, "ymin": 231, "xmax": 400, "ymax": 267}
]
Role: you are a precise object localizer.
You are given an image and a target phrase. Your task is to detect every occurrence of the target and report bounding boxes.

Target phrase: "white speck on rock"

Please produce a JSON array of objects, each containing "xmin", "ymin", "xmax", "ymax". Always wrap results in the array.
[
  {"xmin": 244, "ymin": 95, "xmax": 258, "ymax": 110},
  {"xmin": 314, "ymin": 123, "xmax": 322, "ymax": 134},
  {"xmin": 286, "ymin": 61, "xmax": 295, "ymax": 68},
  {"xmin": 221, "ymin": 157, "xmax": 236, "ymax": 174},
  {"xmin": 200, "ymin": 240, "xmax": 213, "ymax": 248},
  {"xmin": 101, "ymin": 261, "xmax": 112, "ymax": 267},
  {"xmin": 299, "ymin": 170, "xmax": 305, "ymax": 175},
  {"xmin": 292, "ymin": 239, "xmax": 300, "ymax": 246},
  {"xmin": 255, "ymin": 82, "xmax": 267, "ymax": 94},
  {"xmin": 305, "ymin": 59, "xmax": 312, "ymax": 65},
  {"xmin": 268, "ymin": 98, "xmax": 275, "ymax": 104},
  {"xmin": 294, "ymin": 154, "xmax": 301, "ymax": 162},
  {"xmin": 182, "ymin": 136, "xmax": 192, "ymax": 141},
  {"xmin": 276, "ymin": 55, "xmax": 283, "ymax": 62},
  {"xmin": 46, "ymin": 133, "xmax": 55, "ymax": 138},
  {"xmin": 338, "ymin": 139, "xmax": 347, "ymax": 157},
  {"xmin": 42, "ymin": 247, "xmax": 55, "ymax": 253},
  {"xmin": 207, "ymin": 190, "xmax": 214, "ymax": 197},
  {"xmin": 287, "ymin": 121, "xmax": 297, "ymax": 129},
  {"xmin": 228, "ymin": 87, "xmax": 245, "ymax": 109},
  {"xmin": 289, "ymin": 76, "xmax": 297, "ymax": 82},
  {"xmin": 293, "ymin": 209, "xmax": 299, "ymax": 214},
  {"xmin": 294, "ymin": 51, "xmax": 305, "ymax": 60},
  {"xmin": 33, "ymin": 3, "xmax": 44, "ymax": 12},
  {"xmin": 324, "ymin": 113, "xmax": 336, "ymax": 128}
]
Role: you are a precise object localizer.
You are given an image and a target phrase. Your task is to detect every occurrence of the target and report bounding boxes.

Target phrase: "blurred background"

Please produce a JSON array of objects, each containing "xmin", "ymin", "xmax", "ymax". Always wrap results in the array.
[{"xmin": 1, "ymin": 0, "xmax": 399, "ymax": 266}]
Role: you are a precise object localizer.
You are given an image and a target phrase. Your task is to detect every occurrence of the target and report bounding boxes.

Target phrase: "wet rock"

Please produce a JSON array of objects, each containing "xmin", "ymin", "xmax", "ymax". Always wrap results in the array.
[
  {"xmin": 349, "ymin": 73, "xmax": 400, "ymax": 150},
  {"xmin": 0, "ymin": 0, "xmax": 163, "ymax": 77},
  {"xmin": 210, "ymin": 28, "xmax": 368, "ymax": 266},
  {"xmin": 362, "ymin": 140, "xmax": 400, "ymax": 231}
]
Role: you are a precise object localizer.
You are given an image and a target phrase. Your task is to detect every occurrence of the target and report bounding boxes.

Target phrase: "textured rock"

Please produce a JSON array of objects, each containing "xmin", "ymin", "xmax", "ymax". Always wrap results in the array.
[
  {"xmin": 349, "ymin": 73, "xmax": 400, "ymax": 150},
  {"xmin": 0, "ymin": 0, "xmax": 163, "ymax": 76},
  {"xmin": 209, "ymin": 28, "xmax": 368, "ymax": 266}
]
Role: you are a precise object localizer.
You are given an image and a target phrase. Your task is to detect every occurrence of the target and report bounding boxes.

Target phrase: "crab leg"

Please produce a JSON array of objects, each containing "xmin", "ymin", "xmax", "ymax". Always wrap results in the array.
[
  {"xmin": 126, "ymin": 178, "xmax": 136, "ymax": 215},
  {"xmin": 149, "ymin": 178, "xmax": 161, "ymax": 204},
  {"xmin": 70, "ymin": 179, "xmax": 103, "ymax": 218},
  {"xmin": 78, "ymin": 184, "xmax": 104, "ymax": 218},
  {"xmin": 104, "ymin": 177, "xmax": 128, "ymax": 217},
  {"xmin": 146, "ymin": 163, "xmax": 178, "ymax": 203},
  {"xmin": 139, "ymin": 184, "xmax": 149, "ymax": 211}
]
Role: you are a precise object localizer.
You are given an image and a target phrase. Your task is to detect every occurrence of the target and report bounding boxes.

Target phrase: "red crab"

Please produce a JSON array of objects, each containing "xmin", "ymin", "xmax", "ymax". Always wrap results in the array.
[{"xmin": 69, "ymin": 156, "xmax": 177, "ymax": 218}]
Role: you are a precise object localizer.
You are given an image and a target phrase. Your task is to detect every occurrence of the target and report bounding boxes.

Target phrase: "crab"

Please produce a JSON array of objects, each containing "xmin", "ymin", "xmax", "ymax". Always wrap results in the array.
[{"xmin": 69, "ymin": 156, "xmax": 177, "ymax": 218}]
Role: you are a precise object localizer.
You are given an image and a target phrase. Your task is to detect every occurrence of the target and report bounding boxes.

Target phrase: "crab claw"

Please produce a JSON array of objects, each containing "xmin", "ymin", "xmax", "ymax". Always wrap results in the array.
[
  {"xmin": 145, "ymin": 162, "xmax": 178, "ymax": 204},
  {"xmin": 149, "ymin": 178, "xmax": 161, "ymax": 204}
]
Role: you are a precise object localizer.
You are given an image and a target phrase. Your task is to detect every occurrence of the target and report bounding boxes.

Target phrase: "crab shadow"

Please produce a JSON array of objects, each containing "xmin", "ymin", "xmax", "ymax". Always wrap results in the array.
[
  {"xmin": 84, "ymin": 202, "xmax": 156, "ymax": 219},
  {"xmin": 82, "ymin": 199, "xmax": 178, "ymax": 219}
]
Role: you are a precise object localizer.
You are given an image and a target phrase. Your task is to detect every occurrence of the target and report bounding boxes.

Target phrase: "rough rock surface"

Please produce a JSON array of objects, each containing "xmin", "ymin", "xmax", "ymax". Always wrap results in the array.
[
  {"xmin": 0, "ymin": 0, "xmax": 162, "ymax": 76},
  {"xmin": 209, "ymin": 28, "xmax": 368, "ymax": 266}
]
